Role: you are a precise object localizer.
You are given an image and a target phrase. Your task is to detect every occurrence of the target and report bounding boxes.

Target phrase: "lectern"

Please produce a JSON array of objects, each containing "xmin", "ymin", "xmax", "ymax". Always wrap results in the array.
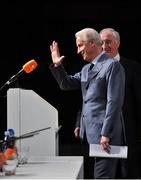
[{"xmin": 7, "ymin": 88, "xmax": 59, "ymax": 156}]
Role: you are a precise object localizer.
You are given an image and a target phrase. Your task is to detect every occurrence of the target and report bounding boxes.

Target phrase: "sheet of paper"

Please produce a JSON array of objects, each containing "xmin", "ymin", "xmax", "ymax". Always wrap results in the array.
[{"xmin": 89, "ymin": 144, "xmax": 128, "ymax": 159}]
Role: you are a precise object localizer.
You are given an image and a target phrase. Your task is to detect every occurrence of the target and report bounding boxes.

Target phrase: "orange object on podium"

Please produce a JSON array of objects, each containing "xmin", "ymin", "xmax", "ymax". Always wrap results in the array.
[
  {"xmin": 4, "ymin": 148, "xmax": 17, "ymax": 160},
  {"xmin": 0, "ymin": 152, "xmax": 6, "ymax": 169}
]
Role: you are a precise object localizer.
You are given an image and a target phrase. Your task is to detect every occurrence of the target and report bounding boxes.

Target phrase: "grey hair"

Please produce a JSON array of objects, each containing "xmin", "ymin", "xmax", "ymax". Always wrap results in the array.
[
  {"xmin": 75, "ymin": 28, "xmax": 102, "ymax": 46},
  {"xmin": 99, "ymin": 28, "xmax": 120, "ymax": 42}
]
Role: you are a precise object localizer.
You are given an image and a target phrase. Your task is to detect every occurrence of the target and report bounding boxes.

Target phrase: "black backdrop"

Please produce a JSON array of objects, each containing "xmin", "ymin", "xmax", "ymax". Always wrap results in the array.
[{"xmin": 0, "ymin": 1, "xmax": 141, "ymax": 155}]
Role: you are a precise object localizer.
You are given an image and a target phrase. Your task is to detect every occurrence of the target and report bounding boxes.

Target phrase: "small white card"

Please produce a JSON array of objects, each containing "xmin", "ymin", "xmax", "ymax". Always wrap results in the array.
[{"xmin": 89, "ymin": 144, "xmax": 128, "ymax": 159}]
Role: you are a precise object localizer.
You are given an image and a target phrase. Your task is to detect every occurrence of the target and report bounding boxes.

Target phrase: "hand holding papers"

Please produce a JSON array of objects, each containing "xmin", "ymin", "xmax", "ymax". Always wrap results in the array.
[{"xmin": 89, "ymin": 144, "xmax": 128, "ymax": 159}]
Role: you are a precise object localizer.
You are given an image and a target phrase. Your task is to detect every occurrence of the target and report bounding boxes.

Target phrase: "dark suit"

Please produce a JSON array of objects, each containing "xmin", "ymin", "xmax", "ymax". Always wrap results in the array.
[
  {"xmin": 50, "ymin": 52, "xmax": 126, "ymax": 179},
  {"xmin": 118, "ymin": 57, "xmax": 141, "ymax": 178}
]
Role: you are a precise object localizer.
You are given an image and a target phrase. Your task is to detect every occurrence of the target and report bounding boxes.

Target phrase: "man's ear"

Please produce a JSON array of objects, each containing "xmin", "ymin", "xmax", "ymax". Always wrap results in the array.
[{"xmin": 90, "ymin": 39, "xmax": 96, "ymax": 47}]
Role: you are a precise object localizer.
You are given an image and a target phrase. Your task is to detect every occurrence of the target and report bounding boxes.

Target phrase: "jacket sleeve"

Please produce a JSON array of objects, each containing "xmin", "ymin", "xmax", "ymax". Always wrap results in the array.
[
  {"xmin": 101, "ymin": 61, "xmax": 125, "ymax": 137},
  {"xmin": 49, "ymin": 64, "xmax": 81, "ymax": 90}
]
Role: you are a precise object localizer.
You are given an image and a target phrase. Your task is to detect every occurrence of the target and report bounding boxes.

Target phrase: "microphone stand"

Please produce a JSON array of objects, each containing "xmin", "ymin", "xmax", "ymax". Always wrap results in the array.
[
  {"xmin": 17, "ymin": 127, "xmax": 51, "ymax": 139},
  {"xmin": 0, "ymin": 69, "xmax": 24, "ymax": 93},
  {"xmin": 0, "ymin": 127, "xmax": 51, "ymax": 152}
]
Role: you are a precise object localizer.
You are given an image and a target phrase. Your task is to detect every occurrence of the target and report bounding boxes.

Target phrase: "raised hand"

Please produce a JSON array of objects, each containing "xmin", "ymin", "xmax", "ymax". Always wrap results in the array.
[{"xmin": 50, "ymin": 41, "xmax": 65, "ymax": 66}]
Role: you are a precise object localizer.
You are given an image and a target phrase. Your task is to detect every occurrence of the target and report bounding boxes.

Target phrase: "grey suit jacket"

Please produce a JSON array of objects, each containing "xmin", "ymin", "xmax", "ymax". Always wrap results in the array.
[{"xmin": 50, "ymin": 52, "xmax": 125, "ymax": 145}]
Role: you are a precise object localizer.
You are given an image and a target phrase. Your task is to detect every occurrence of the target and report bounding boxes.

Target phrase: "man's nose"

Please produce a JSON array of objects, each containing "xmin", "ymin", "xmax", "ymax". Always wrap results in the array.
[
  {"xmin": 102, "ymin": 43, "xmax": 107, "ymax": 50},
  {"xmin": 77, "ymin": 48, "xmax": 80, "ymax": 54}
]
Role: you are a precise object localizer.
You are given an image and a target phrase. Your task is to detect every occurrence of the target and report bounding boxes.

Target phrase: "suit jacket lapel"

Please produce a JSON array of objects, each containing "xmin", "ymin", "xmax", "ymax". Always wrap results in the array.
[{"xmin": 85, "ymin": 53, "xmax": 108, "ymax": 88}]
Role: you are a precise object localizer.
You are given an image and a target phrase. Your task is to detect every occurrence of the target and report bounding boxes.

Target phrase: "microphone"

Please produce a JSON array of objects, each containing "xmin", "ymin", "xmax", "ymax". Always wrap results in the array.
[
  {"xmin": 22, "ymin": 59, "xmax": 38, "ymax": 74},
  {"xmin": 6, "ymin": 59, "xmax": 38, "ymax": 85},
  {"xmin": 0, "ymin": 59, "xmax": 38, "ymax": 91}
]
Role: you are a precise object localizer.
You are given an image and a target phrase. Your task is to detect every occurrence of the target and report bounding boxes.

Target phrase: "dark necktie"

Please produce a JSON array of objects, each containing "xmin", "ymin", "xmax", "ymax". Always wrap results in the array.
[{"xmin": 88, "ymin": 63, "xmax": 94, "ymax": 72}]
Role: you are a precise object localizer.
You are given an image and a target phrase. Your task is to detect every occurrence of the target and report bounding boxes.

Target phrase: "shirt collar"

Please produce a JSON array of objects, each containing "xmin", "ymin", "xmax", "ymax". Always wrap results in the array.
[
  {"xmin": 114, "ymin": 53, "xmax": 120, "ymax": 61},
  {"xmin": 91, "ymin": 51, "xmax": 106, "ymax": 65}
]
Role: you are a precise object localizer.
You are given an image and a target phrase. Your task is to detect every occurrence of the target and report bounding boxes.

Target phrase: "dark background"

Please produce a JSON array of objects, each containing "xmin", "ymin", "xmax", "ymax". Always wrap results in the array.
[{"xmin": 0, "ymin": 0, "xmax": 141, "ymax": 155}]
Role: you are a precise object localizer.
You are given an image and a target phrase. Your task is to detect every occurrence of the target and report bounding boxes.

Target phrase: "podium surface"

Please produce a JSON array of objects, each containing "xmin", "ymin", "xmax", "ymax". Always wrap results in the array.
[
  {"xmin": 1, "ymin": 156, "xmax": 83, "ymax": 179},
  {"xmin": 7, "ymin": 88, "xmax": 58, "ymax": 156}
]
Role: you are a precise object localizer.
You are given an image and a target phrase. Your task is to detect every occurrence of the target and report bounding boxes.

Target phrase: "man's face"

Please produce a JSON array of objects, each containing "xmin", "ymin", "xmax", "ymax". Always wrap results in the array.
[
  {"xmin": 100, "ymin": 31, "xmax": 120, "ymax": 58},
  {"xmin": 76, "ymin": 37, "xmax": 95, "ymax": 62}
]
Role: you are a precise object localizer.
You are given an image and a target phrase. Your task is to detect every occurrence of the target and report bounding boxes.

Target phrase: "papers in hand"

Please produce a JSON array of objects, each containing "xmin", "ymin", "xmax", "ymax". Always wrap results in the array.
[{"xmin": 89, "ymin": 144, "xmax": 128, "ymax": 159}]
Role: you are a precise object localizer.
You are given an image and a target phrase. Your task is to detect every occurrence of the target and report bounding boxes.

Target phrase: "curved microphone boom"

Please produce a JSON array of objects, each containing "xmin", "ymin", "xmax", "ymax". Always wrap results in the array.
[{"xmin": 0, "ymin": 59, "xmax": 38, "ymax": 92}]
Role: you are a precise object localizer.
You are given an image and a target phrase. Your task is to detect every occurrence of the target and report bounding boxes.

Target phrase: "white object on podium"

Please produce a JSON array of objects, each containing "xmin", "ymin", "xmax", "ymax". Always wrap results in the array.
[
  {"xmin": 7, "ymin": 88, "xmax": 59, "ymax": 156},
  {"xmin": 89, "ymin": 144, "xmax": 128, "ymax": 159}
]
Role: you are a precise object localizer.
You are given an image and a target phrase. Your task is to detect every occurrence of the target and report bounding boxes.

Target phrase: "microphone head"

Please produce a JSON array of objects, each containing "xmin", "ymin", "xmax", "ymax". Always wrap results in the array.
[{"xmin": 22, "ymin": 59, "xmax": 38, "ymax": 73}]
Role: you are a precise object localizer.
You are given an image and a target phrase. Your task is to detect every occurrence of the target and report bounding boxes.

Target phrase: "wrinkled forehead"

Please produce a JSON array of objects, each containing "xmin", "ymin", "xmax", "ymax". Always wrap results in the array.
[
  {"xmin": 100, "ymin": 31, "xmax": 115, "ymax": 40},
  {"xmin": 76, "ymin": 36, "xmax": 86, "ymax": 45},
  {"xmin": 76, "ymin": 36, "xmax": 84, "ymax": 41}
]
